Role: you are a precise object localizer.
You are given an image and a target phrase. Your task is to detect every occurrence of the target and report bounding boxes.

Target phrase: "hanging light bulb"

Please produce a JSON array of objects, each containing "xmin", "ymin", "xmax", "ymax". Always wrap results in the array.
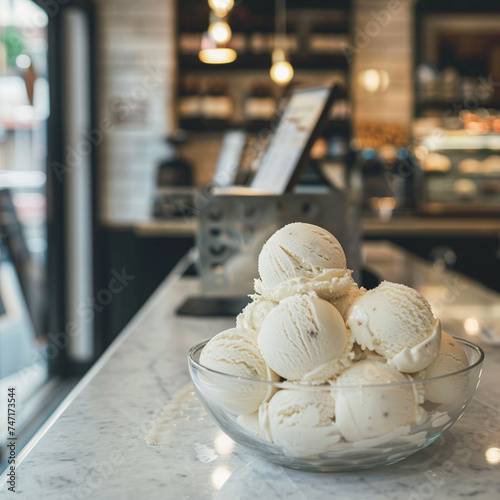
[
  {"xmin": 208, "ymin": 20, "xmax": 232, "ymax": 45},
  {"xmin": 270, "ymin": 48, "xmax": 294, "ymax": 85},
  {"xmin": 270, "ymin": 0, "xmax": 293, "ymax": 86},
  {"xmin": 199, "ymin": 31, "xmax": 237, "ymax": 64},
  {"xmin": 201, "ymin": 0, "xmax": 236, "ymax": 64},
  {"xmin": 208, "ymin": 0, "xmax": 234, "ymax": 17},
  {"xmin": 199, "ymin": 48, "xmax": 237, "ymax": 64}
]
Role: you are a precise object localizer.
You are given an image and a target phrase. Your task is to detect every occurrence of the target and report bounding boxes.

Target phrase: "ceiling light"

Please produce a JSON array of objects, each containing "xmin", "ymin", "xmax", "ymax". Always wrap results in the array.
[
  {"xmin": 208, "ymin": 20, "xmax": 232, "ymax": 44},
  {"xmin": 270, "ymin": 48, "xmax": 293, "ymax": 85},
  {"xmin": 208, "ymin": 0, "xmax": 234, "ymax": 17},
  {"xmin": 199, "ymin": 48, "xmax": 236, "ymax": 64},
  {"xmin": 199, "ymin": 31, "xmax": 237, "ymax": 64},
  {"xmin": 271, "ymin": 0, "xmax": 293, "ymax": 86}
]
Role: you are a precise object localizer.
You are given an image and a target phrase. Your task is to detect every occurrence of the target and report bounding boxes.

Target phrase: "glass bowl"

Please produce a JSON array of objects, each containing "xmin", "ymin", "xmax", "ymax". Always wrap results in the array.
[{"xmin": 188, "ymin": 337, "xmax": 484, "ymax": 472}]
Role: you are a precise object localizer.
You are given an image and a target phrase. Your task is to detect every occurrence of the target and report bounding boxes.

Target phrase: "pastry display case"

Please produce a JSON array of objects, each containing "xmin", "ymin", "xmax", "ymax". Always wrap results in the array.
[{"xmin": 417, "ymin": 131, "xmax": 500, "ymax": 214}]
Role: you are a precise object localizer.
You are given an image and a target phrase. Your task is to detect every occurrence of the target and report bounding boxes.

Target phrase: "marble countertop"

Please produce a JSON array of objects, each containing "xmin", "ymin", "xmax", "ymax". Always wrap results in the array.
[{"xmin": 2, "ymin": 243, "xmax": 500, "ymax": 499}]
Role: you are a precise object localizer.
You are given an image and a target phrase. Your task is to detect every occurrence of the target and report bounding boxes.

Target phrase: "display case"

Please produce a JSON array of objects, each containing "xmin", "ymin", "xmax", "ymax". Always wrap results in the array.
[{"xmin": 417, "ymin": 132, "xmax": 500, "ymax": 214}]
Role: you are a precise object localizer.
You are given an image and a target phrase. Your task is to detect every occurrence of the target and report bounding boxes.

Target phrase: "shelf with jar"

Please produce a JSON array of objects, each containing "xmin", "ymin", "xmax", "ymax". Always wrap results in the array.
[
  {"xmin": 178, "ymin": 26, "xmax": 351, "ymax": 70},
  {"xmin": 177, "ymin": 75, "xmax": 351, "ymax": 134},
  {"xmin": 177, "ymin": 1, "xmax": 351, "ymax": 34},
  {"xmin": 176, "ymin": 0, "xmax": 352, "ymax": 71},
  {"xmin": 174, "ymin": 0, "xmax": 354, "ymax": 180},
  {"xmin": 178, "ymin": 52, "xmax": 350, "ymax": 72}
]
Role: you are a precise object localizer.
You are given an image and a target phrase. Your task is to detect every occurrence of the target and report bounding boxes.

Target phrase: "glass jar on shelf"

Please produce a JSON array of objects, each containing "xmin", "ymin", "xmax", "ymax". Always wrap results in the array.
[
  {"xmin": 201, "ymin": 78, "xmax": 234, "ymax": 129},
  {"xmin": 243, "ymin": 81, "xmax": 277, "ymax": 124}
]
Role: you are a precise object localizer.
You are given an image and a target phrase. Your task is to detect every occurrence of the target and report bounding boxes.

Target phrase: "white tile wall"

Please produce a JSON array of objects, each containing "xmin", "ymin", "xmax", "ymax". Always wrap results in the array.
[
  {"xmin": 95, "ymin": 0, "xmax": 176, "ymax": 225},
  {"xmin": 352, "ymin": 0, "xmax": 414, "ymax": 129}
]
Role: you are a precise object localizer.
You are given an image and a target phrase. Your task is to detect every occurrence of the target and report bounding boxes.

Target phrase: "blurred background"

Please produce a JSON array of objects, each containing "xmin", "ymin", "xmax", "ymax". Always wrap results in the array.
[{"xmin": 1, "ymin": 0, "xmax": 500, "ymax": 466}]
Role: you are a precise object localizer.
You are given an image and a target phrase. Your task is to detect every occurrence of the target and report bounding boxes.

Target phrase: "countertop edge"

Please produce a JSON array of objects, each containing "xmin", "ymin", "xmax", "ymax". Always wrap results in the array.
[
  {"xmin": 0, "ymin": 250, "xmax": 195, "ymax": 486},
  {"xmin": 117, "ymin": 217, "xmax": 500, "ymax": 238}
]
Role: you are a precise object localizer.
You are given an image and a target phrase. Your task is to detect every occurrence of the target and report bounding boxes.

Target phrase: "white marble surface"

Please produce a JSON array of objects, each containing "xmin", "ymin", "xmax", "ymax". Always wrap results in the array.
[{"xmin": 1, "ymin": 243, "xmax": 500, "ymax": 499}]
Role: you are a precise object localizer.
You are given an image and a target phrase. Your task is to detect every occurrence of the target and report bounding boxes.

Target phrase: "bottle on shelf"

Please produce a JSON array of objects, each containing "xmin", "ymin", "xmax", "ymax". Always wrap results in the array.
[
  {"xmin": 201, "ymin": 78, "xmax": 234, "ymax": 129},
  {"xmin": 243, "ymin": 81, "xmax": 277, "ymax": 125}
]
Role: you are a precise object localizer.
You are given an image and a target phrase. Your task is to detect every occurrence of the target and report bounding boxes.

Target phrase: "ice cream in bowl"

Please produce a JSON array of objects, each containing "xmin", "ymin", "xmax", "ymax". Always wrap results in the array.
[{"xmin": 187, "ymin": 223, "xmax": 484, "ymax": 472}]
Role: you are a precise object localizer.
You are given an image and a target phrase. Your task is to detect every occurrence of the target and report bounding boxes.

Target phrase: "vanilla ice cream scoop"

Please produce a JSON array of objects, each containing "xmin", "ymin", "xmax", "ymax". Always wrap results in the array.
[
  {"xmin": 236, "ymin": 296, "xmax": 278, "ymax": 332},
  {"xmin": 237, "ymin": 412, "xmax": 268, "ymax": 441},
  {"xmin": 258, "ymin": 222, "xmax": 346, "ymax": 287},
  {"xmin": 264, "ymin": 389, "xmax": 341, "ymax": 457},
  {"xmin": 330, "ymin": 282, "xmax": 366, "ymax": 321},
  {"xmin": 347, "ymin": 281, "xmax": 441, "ymax": 373},
  {"xmin": 333, "ymin": 360, "xmax": 425, "ymax": 442},
  {"xmin": 258, "ymin": 295, "xmax": 352, "ymax": 383},
  {"xmin": 424, "ymin": 332, "xmax": 469, "ymax": 404},
  {"xmin": 255, "ymin": 223, "xmax": 353, "ymax": 301},
  {"xmin": 199, "ymin": 328, "xmax": 279, "ymax": 414}
]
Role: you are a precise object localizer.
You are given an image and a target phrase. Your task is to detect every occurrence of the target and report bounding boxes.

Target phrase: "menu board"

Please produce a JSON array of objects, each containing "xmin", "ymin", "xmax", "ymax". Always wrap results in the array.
[
  {"xmin": 213, "ymin": 130, "xmax": 247, "ymax": 188},
  {"xmin": 250, "ymin": 85, "xmax": 336, "ymax": 194}
]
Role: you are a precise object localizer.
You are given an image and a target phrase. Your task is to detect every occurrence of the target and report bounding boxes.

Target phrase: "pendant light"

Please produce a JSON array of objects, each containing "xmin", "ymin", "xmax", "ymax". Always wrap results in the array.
[
  {"xmin": 208, "ymin": 20, "xmax": 232, "ymax": 45},
  {"xmin": 199, "ymin": 32, "xmax": 237, "ymax": 64},
  {"xmin": 199, "ymin": 0, "xmax": 236, "ymax": 64},
  {"xmin": 270, "ymin": 0, "xmax": 293, "ymax": 85},
  {"xmin": 208, "ymin": 0, "xmax": 234, "ymax": 17},
  {"xmin": 207, "ymin": 9, "xmax": 232, "ymax": 45}
]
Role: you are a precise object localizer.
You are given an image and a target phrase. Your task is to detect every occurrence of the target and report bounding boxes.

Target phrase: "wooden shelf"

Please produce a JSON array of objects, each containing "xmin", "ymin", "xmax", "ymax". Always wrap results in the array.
[
  {"xmin": 179, "ymin": 25, "xmax": 351, "ymax": 35},
  {"xmin": 178, "ymin": 53, "xmax": 349, "ymax": 72},
  {"xmin": 179, "ymin": 118, "xmax": 350, "ymax": 134},
  {"xmin": 131, "ymin": 215, "xmax": 500, "ymax": 238},
  {"xmin": 177, "ymin": 0, "xmax": 352, "ymax": 33},
  {"xmin": 178, "ymin": 15, "xmax": 350, "ymax": 35},
  {"xmin": 417, "ymin": 100, "xmax": 500, "ymax": 110}
]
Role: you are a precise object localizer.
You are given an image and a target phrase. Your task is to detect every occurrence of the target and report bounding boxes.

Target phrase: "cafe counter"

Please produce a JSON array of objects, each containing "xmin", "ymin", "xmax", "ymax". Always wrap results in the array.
[{"xmin": 2, "ymin": 243, "xmax": 500, "ymax": 499}]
